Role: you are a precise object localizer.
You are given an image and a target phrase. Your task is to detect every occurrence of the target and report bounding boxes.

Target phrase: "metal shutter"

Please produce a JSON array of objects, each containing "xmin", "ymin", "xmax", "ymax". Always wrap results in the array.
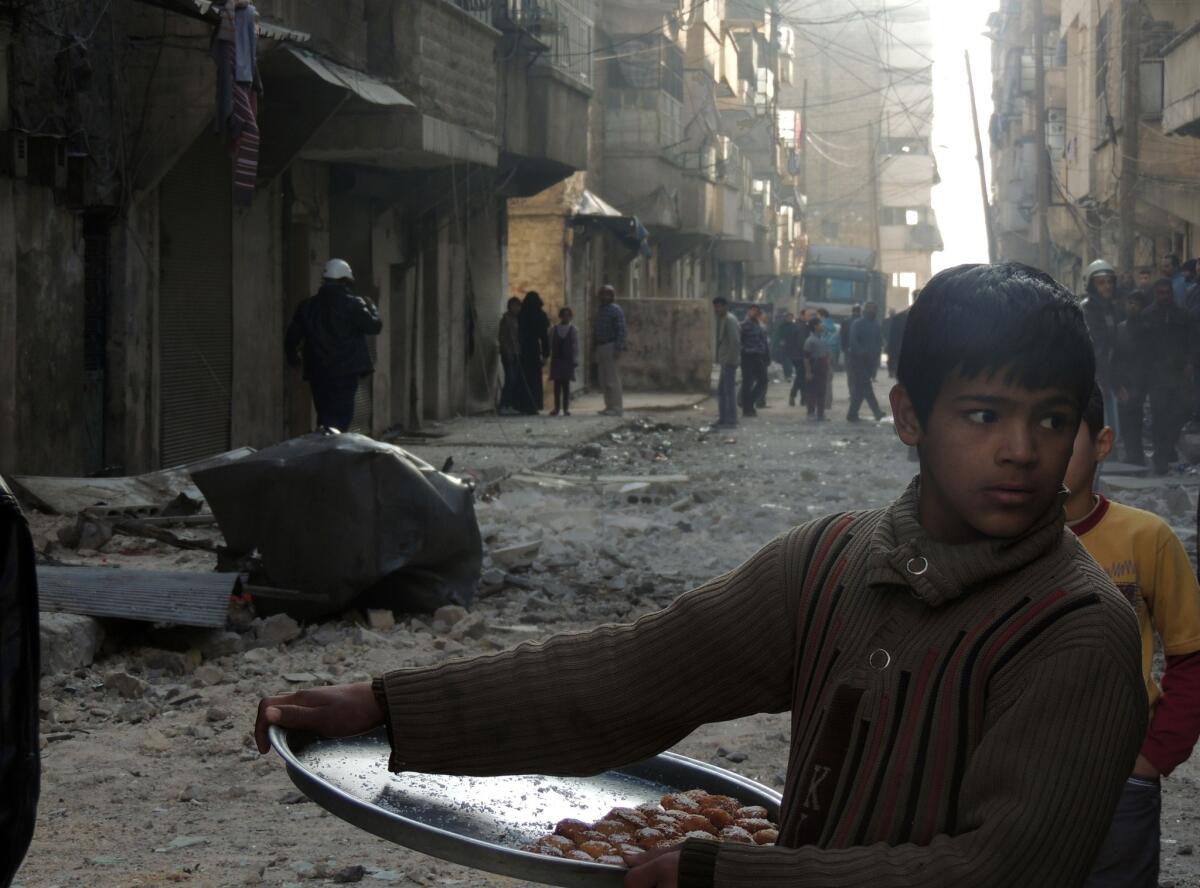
[{"xmin": 158, "ymin": 135, "xmax": 233, "ymax": 467}]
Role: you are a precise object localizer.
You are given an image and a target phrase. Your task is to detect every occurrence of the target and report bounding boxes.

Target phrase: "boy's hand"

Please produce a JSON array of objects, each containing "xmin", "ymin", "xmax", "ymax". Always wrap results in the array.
[
  {"xmin": 1131, "ymin": 754, "xmax": 1160, "ymax": 779},
  {"xmin": 254, "ymin": 682, "xmax": 383, "ymax": 753},
  {"xmin": 623, "ymin": 848, "xmax": 681, "ymax": 888}
]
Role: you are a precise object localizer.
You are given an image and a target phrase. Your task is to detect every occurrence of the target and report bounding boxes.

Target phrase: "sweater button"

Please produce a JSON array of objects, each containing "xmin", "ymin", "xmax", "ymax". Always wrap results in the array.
[
  {"xmin": 869, "ymin": 649, "xmax": 892, "ymax": 670},
  {"xmin": 906, "ymin": 556, "xmax": 929, "ymax": 576}
]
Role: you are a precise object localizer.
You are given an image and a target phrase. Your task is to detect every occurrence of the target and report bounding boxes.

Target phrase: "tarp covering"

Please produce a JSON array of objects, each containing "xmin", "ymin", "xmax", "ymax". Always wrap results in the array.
[
  {"xmin": 573, "ymin": 190, "xmax": 652, "ymax": 257},
  {"xmin": 191, "ymin": 433, "xmax": 481, "ymax": 617}
]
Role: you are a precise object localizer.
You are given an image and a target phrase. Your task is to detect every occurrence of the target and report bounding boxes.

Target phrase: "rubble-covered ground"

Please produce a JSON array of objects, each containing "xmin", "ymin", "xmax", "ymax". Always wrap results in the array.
[{"xmin": 16, "ymin": 375, "xmax": 1200, "ymax": 888}]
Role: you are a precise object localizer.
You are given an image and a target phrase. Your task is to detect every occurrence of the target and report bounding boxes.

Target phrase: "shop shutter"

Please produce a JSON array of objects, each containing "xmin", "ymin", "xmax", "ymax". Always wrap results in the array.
[{"xmin": 158, "ymin": 136, "xmax": 233, "ymax": 467}]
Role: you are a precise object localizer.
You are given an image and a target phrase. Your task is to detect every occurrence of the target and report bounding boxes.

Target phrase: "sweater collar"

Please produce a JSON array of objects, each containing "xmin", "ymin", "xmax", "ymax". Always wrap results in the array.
[{"xmin": 864, "ymin": 477, "xmax": 1069, "ymax": 607}]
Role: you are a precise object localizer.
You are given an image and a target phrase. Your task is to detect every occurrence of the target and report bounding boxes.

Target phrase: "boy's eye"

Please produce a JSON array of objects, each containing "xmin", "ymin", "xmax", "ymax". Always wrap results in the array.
[
  {"xmin": 1039, "ymin": 413, "xmax": 1069, "ymax": 431},
  {"xmin": 965, "ymin": 409, "xmax": 997, "ymax": 424}
]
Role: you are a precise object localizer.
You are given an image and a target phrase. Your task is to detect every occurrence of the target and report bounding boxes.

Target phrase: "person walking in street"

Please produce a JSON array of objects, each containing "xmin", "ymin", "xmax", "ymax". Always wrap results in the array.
[
  {"xmin": 1160, "ymin": 253, "xmax": 1189, "ymax": 306},
  {"xmin": 284, "ymin": 258, "xmax": 382, "ymax": 432},
  {"xmin": 802, "ymin": 316, "xmax": 831, "ymax": 422},
  {"xmin": 1142, "ymin": 278, "xmax": 1197, "ymax": 474},
  {"xmin": 885, "ymin": 306, "xmax": 909, "ymax": 378},
  {"xmin": 773, "ymin": 312, "xmax": 798, "ymax": 382},
  {"xmin": 513, "ymin": 291, "xmax": 550, "ymax": 415},
  {"xmin": 712, "ymin": 297, "xmax": 741, "ymax": 428},
  {"xmin": 497, "ymin": 296, "xmax": 522, "ymax": 416},
  {"xmin": 549, "ymin": 306, "xmax": 579, "ymax": 417},
  {"xmin": 845, "ymin": 301, "xmax": 885, "ymax": 422},
  {"xmin": 783, "ymin": 310, "xmax": 808, "ymax": 407},
  {"xmin": 1113, "ymin": 289, "xmax": 1154, "ymax": 466},
  {"xmin": 594, "ymin": 285, "xmax": 626, "ymax": 417},
  {"xmin": 816, "ymin": 308, "xmax": 838, "ymax": 410},
  {"xmin": 739, "ymin": 305, "xmax": 769, "ymax": 418},
  {"xmin": 838, "ymin": 304, "xmax": 860, "ymax": 371},
  {"xmin": 1081, "ymin": 259, "xmax": 1124, "ymax": 445}
]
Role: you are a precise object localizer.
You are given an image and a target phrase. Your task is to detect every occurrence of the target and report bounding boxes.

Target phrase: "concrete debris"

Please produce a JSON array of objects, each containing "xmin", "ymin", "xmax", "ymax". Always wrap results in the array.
[
  {"xmin": 192, "ymin": 664, "xmax": 227, "ymax": 686},
  {"xmin": 141, "ymin": 648, "xmax": 199, "ymax": 676},
  {"xmin": 578, "ymin": 443, "xmax": 604, "ymax": 459},
  {"xmin": 332, "ymin": 865, "xmax": 366, "ymax": 883},
  {"xmin": 479, "ymin": 567, "xmax": 506, "ymax": 586},
  {"xmin": 490, "ymin": 539, "xmax": 542, "ymax": 569},
  {"xmin": 200, "ymin": 631, "xmax": 245, "ymax": 660},
  {"xmin": 57, "ymin": 514, "xmax": 114, "ymax": 550},
  {"xmin": 366, "ymin": 609, "xmax": 396, "ymax": 631},
  {"xmin": 39, "ymin": 612, "xmax": 104, "ymax": 675},
  {"xmin": 104, "ymin": 671, "xmax": 148, "ymax": 699},
  {"xmin": 254, "ymin": 613, "xmax": 302, "ymax": 647}
]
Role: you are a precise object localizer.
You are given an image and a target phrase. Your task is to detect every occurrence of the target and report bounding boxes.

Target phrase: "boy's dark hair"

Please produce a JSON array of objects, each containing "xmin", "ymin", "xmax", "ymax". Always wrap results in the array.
[
  {"xmin": 1081, "ymin": 383, "xmax": 1105, "ymax": 439},
  {"xmin": 559, "ymin": 306, "xmax": 573, "ymax": 319},
  {"xmin": 507, "ymin": 296, "xmax": 521, "ymax": 308},
  {"xmin": 1153, "ymin": 277, "xmax": 1174, "ymax": 294},
  {"xmin": 712, "ymin": 296, "xmax": 728, "ymax": 306},
  {"xmin": 807, "ymin": 317, "xmax": 821, "ymax": 332},
  {"xmin": 896, "ymin": 263, "xmax": 1095, "ymax": 424},
  {"xmin": 1126, "ymin": 289, "xmax": 1150, "ymax": 307},
  {"xmin": 1164, "ymin": 253, "xmax": 1180, "ymax": 269}
]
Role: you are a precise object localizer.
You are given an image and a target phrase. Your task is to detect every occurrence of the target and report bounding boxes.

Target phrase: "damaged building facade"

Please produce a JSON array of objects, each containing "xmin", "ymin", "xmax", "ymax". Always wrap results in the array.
[
  {"xmin": 988, "ymin": 0, "xmax": 1200, "ymax": 285},
  {"xmin": 0, "ymin": 0, "xmax": 589, "ymax": 476},
  {"xmin": 507, "ymin": 0, "xmax": 805, "ymax": 391}
]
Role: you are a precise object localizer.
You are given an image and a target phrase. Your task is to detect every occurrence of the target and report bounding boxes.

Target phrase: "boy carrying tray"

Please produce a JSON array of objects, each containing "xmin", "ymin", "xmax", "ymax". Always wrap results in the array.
[
  {"xmin": 1063, "ymin": 385, "xmax": 1200, "ymax": 887},
  {"xmin": 256, "ymin": 264, "xmax": 1147, "ymax": 888}
]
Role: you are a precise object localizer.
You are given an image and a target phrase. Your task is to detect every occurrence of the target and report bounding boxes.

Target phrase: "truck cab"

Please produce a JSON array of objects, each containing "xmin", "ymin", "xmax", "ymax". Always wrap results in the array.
[{"xmin": 800, "ymin": 245, "xmax": 887, "ymax": 322}]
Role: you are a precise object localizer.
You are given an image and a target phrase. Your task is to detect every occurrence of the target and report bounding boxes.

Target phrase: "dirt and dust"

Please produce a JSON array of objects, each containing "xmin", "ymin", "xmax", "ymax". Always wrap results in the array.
[{"xmin": 14, "ymin": 377, "xmax": 1200, "ymax": 888}]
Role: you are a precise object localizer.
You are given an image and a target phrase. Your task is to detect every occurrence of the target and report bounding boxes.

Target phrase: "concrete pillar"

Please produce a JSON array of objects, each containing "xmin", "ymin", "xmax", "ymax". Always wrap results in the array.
[
  {"xmin": 231, "ymin": 183, "xmax": 284, "ymax": 448},
  {"xmin": 0, "ymin": 179, "xmax": 16, "ymax": 474}
]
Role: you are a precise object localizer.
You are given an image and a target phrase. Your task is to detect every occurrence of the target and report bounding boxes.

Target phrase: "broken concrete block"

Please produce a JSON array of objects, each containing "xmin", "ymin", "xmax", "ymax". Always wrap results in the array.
[
  {"xmin": 432, "ymin": 605, "xmax": 468, "ymax": 629},
  {"xmin": 366, "ymin": 609, "xmax": 395, "ymax": 632},
  {"xmin": 491, "ymin": 539, "xmax": 542, "ymax": 569},
  {"xmin": 480, "ymin": 568, "xmax": 506, "ymax": 587},
  {"xmin": 254, "ymin": 613, "xmax": 301, "ymax": 647},
  {"xmin": 200, "ymin": 631, "xmax": 244, "ymax": 660},
  {"xmin": 142, "ymin": 648, "xmax": 200, "ymax": 676},
  {"xmin": 105, "ymin": 671, "xmax": 149, "ymax": 699},
  {"xmin": 449, "ymin": 614, "xmax": 488, "ymax": 641},
  {"xmin": 56, "ymin": 515, "xmax": 114, "ymax": 551},
  {"xmin": 39, "ymin": 612, "xmax": 105, "ymax": 675}
]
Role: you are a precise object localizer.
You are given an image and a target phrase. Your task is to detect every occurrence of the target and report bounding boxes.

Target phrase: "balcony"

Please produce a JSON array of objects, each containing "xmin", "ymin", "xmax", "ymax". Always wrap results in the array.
[
  {"xmin": 604, "ymin": 90, "xmax": 683, "ymax": 157},
  {"xmin": 1162, "ymin": 22, "xmax": 1200, "ymax": 137},
  {"xmin": 498, "ymin": 0, "xmax": 596, "ymax": 87}
]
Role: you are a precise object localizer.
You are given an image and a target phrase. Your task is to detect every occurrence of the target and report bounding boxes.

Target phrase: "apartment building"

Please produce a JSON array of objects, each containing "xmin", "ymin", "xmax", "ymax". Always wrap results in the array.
[{"xmin": 989, "ymin": 0, "xmax": 1200, "ymax": 288}]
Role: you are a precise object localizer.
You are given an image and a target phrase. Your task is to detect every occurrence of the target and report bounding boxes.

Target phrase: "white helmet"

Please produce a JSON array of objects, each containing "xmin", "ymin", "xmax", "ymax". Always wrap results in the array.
[
  {"xmin": 323, "ymin": 258, "xmax": 354, "ymax": 282},
  {"xmin": 1083, "ymin": 259, "xmax": 1115, "ymax": 282}
]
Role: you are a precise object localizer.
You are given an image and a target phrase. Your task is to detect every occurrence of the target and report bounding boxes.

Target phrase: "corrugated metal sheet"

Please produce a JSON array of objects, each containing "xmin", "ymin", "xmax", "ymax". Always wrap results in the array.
[
  {"xmin": 159, "ymin": 133, "xmax": 233, "ymax": 468},
  {"xmin": 38, "ymin": 567, "xmax": 233, "ymax": 627},
  {"xmin": 285, "ymin": 48, "xmax": 413, "ymax": 107}
]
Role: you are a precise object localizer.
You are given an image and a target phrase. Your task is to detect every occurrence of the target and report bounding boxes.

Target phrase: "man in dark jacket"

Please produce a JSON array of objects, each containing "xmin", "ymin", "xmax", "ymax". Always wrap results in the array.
[
  {"xmin": 1143, "ymin": 278, "xmax": 1198, "ymax": 474},
  {"xmin": 838, "ymin": 304, "xmax": 860, "ymax": 370},
  {"xmin": 845, "ymin": 301, "xmax": 885, "ymax": 421},
  {"xmin": 285, "ymin": 259, "xmax": 383, "ymax": 432},
  {"xmin": 1113, "ymin": 289, "xmax": 1154, "ymax": 465},
  {"xmin": 1081, "ymin": 259, "xmax": 1124, "ymax": 444},
  {"xmin": 739, "ymin": 306, "xmax": 770, "ymax": 418},
  {"xmin": 0, "ymin": 477, "xmax": 39, "ymax": 888}
]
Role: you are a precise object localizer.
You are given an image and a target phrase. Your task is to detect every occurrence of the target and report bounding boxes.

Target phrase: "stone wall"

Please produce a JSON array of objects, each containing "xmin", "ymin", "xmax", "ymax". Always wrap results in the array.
[{"xmin": 616, "ymin": 298, "xmax": 713, "ymax": 392}]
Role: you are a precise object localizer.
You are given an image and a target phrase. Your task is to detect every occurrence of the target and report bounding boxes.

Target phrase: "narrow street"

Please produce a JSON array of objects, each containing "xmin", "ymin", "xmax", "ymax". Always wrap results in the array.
[{"xmin": 16, "ymin": 373, "xmax": 1200, "ymax": 888}]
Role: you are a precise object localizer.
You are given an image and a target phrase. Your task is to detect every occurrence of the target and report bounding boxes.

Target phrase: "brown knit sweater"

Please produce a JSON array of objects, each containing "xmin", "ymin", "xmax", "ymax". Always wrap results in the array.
[{"xmin": 375, "ymin": 479, "xmax": 1146, "ymax": 887}]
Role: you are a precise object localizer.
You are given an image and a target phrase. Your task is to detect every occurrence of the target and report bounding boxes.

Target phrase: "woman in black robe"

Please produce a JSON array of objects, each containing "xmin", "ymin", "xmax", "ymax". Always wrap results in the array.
[{"xmin": 514, "ymin": 291, "xmax": 550, "ymax": 414}]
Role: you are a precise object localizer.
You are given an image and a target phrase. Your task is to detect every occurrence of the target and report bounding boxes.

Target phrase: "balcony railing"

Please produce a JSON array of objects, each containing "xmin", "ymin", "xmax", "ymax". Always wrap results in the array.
[
  {"xmin": 604, "ymin": 90, "xmax": 683, "ymax": 158},
  {"xmin": 451, "ymin": 0, "xmax": 595, "ymax": 86}
]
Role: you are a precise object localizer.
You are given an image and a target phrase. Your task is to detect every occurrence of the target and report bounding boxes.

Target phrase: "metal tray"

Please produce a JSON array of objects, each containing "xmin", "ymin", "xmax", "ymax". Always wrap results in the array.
[{"xmin": 270, "ymin": 726, "xmax": 782, "ymax": 887}]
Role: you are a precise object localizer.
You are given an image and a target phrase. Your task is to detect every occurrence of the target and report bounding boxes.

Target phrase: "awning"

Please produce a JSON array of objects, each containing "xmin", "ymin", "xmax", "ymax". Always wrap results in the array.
[
  {"xmin": 573, "ymin": 189, "xmax": 651, "ymax": 256},
  {"xmin": 285, "ymin": 47, "xmax": 414, "ymax": 108}
]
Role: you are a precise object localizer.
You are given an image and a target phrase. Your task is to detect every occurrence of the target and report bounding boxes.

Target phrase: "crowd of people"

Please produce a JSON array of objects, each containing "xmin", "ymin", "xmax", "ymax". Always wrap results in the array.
[{"xmin": 1081, "ymin": 254, "xmax": 1200, "ymax": 475}]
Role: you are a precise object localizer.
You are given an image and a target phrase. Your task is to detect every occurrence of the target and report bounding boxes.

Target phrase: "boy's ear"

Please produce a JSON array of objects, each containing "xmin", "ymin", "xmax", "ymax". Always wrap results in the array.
[
  {"xmin": 890, "ymin": 385, "xmax": 921, "ymax": 446},
  {"xmin": 1096, "ymin": 426, "xmax": 1115, "ymax": 464}
]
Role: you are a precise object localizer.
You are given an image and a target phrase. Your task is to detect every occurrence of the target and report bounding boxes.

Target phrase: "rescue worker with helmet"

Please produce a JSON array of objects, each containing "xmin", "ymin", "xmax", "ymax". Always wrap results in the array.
[
  {"xmin": 1081, "ymin": 258, "xmax": 1124, "ymax": 443},
  {"xmin": 285, "ymin": 259, "xmax": 383, "ymax": 432}
]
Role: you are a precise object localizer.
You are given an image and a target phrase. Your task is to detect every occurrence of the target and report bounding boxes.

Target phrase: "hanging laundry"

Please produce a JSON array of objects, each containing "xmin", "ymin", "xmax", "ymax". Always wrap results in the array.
[
  {"xmin": 209, "ymin": 0, "xmax": 261, "ymax": 206},
  {"xmin": 233, "ymin": 1, "xmax": 257, "ymax": 84},
  {"xmin": 230, "ymin": 84, "xmax": 259, "ymax": 207}
]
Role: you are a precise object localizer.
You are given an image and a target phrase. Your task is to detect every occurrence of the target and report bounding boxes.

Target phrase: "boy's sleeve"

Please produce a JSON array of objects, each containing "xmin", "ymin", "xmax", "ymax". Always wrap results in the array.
[
  {"xmin": 678, "ymin": 636, "xmax": 1146, "ymax": 888},
  {"xmin": 375, "ymin": 530, "xmax": 803, "ymax": 776},
  {"xmin": 1140, "ymin": 524, "xmax": 1200, "ymax": 775}
]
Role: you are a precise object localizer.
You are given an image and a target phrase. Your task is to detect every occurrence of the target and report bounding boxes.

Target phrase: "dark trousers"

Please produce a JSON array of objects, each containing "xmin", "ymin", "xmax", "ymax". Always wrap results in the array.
[
  {"xmin": 553, "ymin": 379, "xmax": 571, "ymax": 413},
  {"xmin": 740, "ymin": 353, "xmax": 768, "ymax": 416},
  {"xmin": 310, "ymin": 375, "xmax": 358, "ymax": 431},
  {"xmin": 807, "ymin": 357, "xmax": 830, "ymax": 419},
  {"xmin": 1118, "ymin": 388, "xmax": 1148, "ymax": 464},
  {"xmin": 1149, "ymin": 381, "xmax": 1186, "ymax": 471},
  {"xmin": 1084, "ymin": 776, "xmax": 1160, "ymax": 888},
  {"xmin": 500, "ymin": 355, "xmax": 520, "ymax": 410},
  {"xmin": 847, "ymin": 353, "xmax": 883, "ymax": 420},
  {"xmin": 789, "ymin": 359, "xmax": 807, "ymax": 405},
  {"xmin": 780, "ymin": 355, "xmax": 794, "ymax": 380},
  {"xmin": 717, "ymin": 364, "xmax": 738, "ymax": 426}
]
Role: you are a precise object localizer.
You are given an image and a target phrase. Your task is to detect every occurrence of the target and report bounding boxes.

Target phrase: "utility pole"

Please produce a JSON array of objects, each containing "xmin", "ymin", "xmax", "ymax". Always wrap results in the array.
[
  {"xmin": 1118, "ymin": 0, "xmax": 1140, "ymax": 275},
  {"xmin": 867, "ymin": 120, "xmax": 880, "ymax": 260},
  {"xmin": 1033, "ymin": 0, "xmax": 1051, "ymax": 272},
  {"xmin": 799, "ymin": 78, "xmax": 808, "ymax": 194},
  {"xmin": 965, "ymin": 50, "xmax": 996, "ymax": 263}
]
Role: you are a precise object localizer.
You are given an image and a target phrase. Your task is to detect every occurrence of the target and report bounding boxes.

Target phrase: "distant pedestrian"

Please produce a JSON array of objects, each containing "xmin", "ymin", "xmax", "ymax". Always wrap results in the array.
[
  {"xmin": 1142, "ymin": 278, "xmax": 1196, "ymax": 474},
  {"xmin": 885, "ymin": 306, "xmax": 910, "ymax": 378},
  {"xmin": 1113, "ymin": 289, "xmax": 1153, "ymax": 465},
  {"xmin": 756, "ymin": 309, "xmax": 772, "ymax": 409},
  {"xmin": 513, "ymin": 291, "xmax": 550, "ymax": 415},
  {"xmin": 497, "ymin": 296, "xmax": 522, "ymax": 416},
  {"xmin": 774, "ymin": 312, "xmax": 799, "ymax": 381},
  {"xmin": 594, "ymin": 285, "xmax": 627, "ymax": 417},
  {"xmin": 549, "ymin": 306, "xmax": 579, "ymax": 417},
  {"xmin": 839, "ymin": 304, "xmax": 860, "ymax": 371},
  {"xmin": 284, "ymin": 258, "xmax": 382, "ymax": 432},
  {"xmin": 816, "ymin": 308, "xmax": 838, "ymax": 409},
  {"xmin": 1160, "ymin": 253, "xmax": 1188, "ymax": 306},
  {"xmin": 1136, "ymin": 267, "xmax": 1154, "ymax": 290},
  {"xmin": 845, "ymin": 302, "xmax": 885, "ymax": 422},
  {"xmin": 803, "ymin": 317, "xmax": 831, "ymax": 422},
  {"xmin": 712, "ymin": 297, "xmax": 741, "ymax": 428},
  {"xmin": 783, "ymin": 311, "xmax": 808, "ymax": 407},
  {"xmin": 739, "ymin": 305, "xmax": 769, "ymax": 418},
  {"xmin": 1082, "ymin": 259, "xmax": 1124, "ymax": 444}
]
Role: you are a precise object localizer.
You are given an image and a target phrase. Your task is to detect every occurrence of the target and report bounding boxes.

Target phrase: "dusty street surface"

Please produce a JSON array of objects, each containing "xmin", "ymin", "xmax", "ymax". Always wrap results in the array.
[{"xmin": 16, "ymin": 374, "xmax": 1200, "ymax": 888}]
